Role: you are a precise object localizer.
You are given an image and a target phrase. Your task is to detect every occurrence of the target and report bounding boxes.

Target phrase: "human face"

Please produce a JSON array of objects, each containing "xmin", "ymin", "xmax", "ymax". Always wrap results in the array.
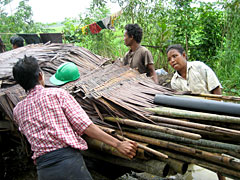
[
  {"xmin": 167, "ymin": 49, "xmax": 187, "ymax": 71},
  {"xmin": 124, "ymin": 31, "xmax": 133, "ymax": 46},
  {"xmin": 12, "ymin": 44, "xmax": 18, "ymax": 49}
]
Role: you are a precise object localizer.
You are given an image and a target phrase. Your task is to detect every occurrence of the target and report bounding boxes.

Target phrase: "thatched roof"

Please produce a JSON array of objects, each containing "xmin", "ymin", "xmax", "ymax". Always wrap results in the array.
[
  {"xmin": 0, "ymin": 43, "xmax": 109, "ymax": 87},
  {"xmin": 0, "ymin": 43, "xmax": 173, "ymax": 127}
]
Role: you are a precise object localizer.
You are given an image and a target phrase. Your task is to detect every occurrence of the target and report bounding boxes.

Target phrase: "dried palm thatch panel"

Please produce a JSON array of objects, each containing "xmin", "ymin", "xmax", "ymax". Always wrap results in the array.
[
  {"xmin": 73, "ymin": 62, "xmax": 174, "ymax": 122},
  {"xmin": 0, "ymin": 43, "xmax": 109, "ymax": 86},
  {"xmin": 0, "ymin": 84, "xmax": 106, "ymax": 127},
  {"xmin": 0, "ymin": 85, "xmax": 26, "ymax": 132},
  {"xmin": 0, "ymin": 85, "xmax": 26, "ymax": 120}
]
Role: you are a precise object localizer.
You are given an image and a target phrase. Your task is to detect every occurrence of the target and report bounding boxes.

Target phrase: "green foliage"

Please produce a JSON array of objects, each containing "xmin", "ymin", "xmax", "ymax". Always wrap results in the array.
[
  {"xmin": 214, "ymin": 0, "xmax": 240, "ymax": 96},
  {"xmin": 62, "ymin": 3, "xmax": 127, "ymax": 59},
  {"xmin": 0, "ymin": 0, "xmax": 47, "ymax": 50},
  {"xmin": 168, "ymin": 0, "xmax": 224, "ymax": 67}
]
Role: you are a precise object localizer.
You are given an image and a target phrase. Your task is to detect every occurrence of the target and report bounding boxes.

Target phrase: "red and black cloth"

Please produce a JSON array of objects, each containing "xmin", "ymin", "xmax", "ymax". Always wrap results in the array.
[{"xmin": 89, "ymin": 23, "xmax": 103, "ymax": 34}]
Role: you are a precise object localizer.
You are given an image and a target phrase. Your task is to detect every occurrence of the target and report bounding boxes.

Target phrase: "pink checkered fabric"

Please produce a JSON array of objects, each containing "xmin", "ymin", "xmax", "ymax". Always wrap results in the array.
[{"xmin": 13, "ymin": 85, "xmax": 92, "ymax": 160}]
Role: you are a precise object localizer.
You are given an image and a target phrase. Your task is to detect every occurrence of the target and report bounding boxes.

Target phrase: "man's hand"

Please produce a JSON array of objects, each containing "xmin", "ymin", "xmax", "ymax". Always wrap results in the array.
[
  {"xmin": 115, "ymin": 141, "xmax": 137, "ymax": 159},
  {"xmin": 84, "ymin": 124, "xmax": 137, "ymax": 159}
]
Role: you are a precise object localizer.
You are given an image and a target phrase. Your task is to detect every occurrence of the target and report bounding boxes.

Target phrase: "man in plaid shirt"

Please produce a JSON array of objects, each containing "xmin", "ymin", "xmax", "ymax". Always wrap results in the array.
[{"xmin": 13, "ymin": 56, "xmax": 137, "ymax": 180}]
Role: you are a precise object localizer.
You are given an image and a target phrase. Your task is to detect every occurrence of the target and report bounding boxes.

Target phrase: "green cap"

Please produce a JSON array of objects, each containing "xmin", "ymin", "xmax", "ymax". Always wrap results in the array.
[{"xmin": 50, "ymin": 62, "xmax": 80, "ymax": 85}]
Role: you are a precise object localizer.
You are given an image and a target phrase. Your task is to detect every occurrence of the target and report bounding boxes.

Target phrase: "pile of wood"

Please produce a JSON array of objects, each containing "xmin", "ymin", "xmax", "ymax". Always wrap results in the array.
[{"xmin": 1, "ymin": 43, "xmax": 240, "ymax": 179}]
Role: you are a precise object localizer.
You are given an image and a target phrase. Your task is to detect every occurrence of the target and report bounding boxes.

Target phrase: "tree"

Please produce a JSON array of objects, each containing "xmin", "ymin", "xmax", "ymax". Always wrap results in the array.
[
  {"xmin": 0, "ymin": 0, "xmax": 46, "ymax": 50},
  {"xmin": 215, "ymin": 0, "xmax": 240, "ymax": 95}
]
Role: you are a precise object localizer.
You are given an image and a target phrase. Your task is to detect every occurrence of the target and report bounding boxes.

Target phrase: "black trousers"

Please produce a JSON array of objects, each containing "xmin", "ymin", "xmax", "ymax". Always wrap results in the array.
[{"xmin": 36, "ymin": 147, "xmax": 93, "ymax": 180}]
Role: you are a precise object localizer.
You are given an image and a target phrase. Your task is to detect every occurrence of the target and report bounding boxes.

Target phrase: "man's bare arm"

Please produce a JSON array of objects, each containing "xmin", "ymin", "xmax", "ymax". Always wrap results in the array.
[
  {"xmin": 147, "ymin": 64, "xmax": 158, "ymax": 84},
  {"xmin": 211, "ymin": 86, "xmax": 222, "ymax": 95},
  {"xmin": 84, "ymin": 124, "xmax": 137, "ymax": 158}
]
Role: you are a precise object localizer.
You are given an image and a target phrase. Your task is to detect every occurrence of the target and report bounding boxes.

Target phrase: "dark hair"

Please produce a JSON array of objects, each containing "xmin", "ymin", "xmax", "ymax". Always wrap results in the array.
[
  {"xmin": 125, "ymin": 24, "xmax": 143, "ymax": 43},
  {"xmin": 166, "ymin": 44, "xmax": 185, "ymax": 54},
  {"xmin": 13, "ymin": 56, "xmax": 40, "ymax": 91},
  {"xmin": 10, "ymin": 36, "xmax": 24, "ymax": 47}
]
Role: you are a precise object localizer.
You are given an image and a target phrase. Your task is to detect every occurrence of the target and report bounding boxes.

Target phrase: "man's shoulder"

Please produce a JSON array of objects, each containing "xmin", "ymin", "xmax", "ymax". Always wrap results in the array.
[
  {"xmin": 14, "ymin": 87, "xmax": 68, "ymax": 114},
  {"xmin": 43, "ymin": 87, "xmax": 66, "ymax": 94},
  {"xmin": 41, "ymin": 87, "xmax": 70, "ymax": 100},
  {"xmin": 138, "ymin": 46, "xmax": 151, "ymax": 53},
  {"xmin": 13, "ymin": 98, "xmax": 25, "ymax": 114},
  {"xmin": 189, "ymin": 61, "xmax": 206, "ymax": 68},
  {"xmin": 172, "ymin": 71, "xmax": 180, "ymax": 80}
]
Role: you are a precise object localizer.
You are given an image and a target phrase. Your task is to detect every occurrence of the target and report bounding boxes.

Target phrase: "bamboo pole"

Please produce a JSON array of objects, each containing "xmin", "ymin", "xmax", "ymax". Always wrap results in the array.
[
  {"xmin": 227, "ymin": 151, "xmax": 240, "ymax": 160},
  {"xmin": 153, "ymin": 122, "xmax": 223, "ymax": 136},
  {"xmin": 84, "ymin": 136, "xmax": 129, "ymax": 159},
  {"xmin": 179, "ymin": 144, "xmax": 228, "ymax": 154},
  {"xmin": 146, "ymin": 107, "xmax": 240, "ymax": 124},
  {"xmin": 122, "ymin": 127, "xmax": 240, "ymax": 152},
  {"xmin": 154, "ymin": 122, "xmax": 238, "ymax": 142},
  {"xmin": 161, "ymin": 157, "xmax": 188, "ymax": 175},
  {"xmin": 116, "ymin": 131, "xmax": 240, "ymax": 171},
  {"xmin": 167, "ymin": 168, "xmax": 177, "ymax": 176},
  {"xmin": 81, "ymin": 150, "xmax": 170, "ymax": 177},
  {"xmin": 188, "ymin": 120, "xmax": 240, "ymax": 131},
  {"xmin": 191, "ymin": 93, "xmax": 240, "ymax": 103},
  {"xmin": 97, "ymin": 125, "xmax": 168, "ymax": 159},
  {"xmin": 158, "ymin": 149, "xmax": 240, "ymax": 179},
  {"xmin": 114, "ymin": 133, "xmax": 168, "ymax": 159},
  {"xmin": 148, "ymin": 115, "xmax": 240, "ymax": 136},
  {"xmin": 104, "ymin": 117, "xmax": 201, "ymax": 140}
]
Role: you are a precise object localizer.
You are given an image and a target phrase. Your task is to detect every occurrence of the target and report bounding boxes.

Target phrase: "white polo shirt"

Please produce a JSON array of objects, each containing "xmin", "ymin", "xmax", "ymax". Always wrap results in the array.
[{"xmin": 171, "ymin": 61, "xmax": 222, "ymax": 94}]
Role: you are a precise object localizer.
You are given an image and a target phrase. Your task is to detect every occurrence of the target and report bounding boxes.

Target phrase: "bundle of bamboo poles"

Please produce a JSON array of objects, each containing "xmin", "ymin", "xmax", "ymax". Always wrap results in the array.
[
  {"xmin": 101, "ymin": 115, "xmax": 240, "ymax": 179},
  {"xmin": 1, "ymin": 43, "xmax": 240, "ymax": 178}
]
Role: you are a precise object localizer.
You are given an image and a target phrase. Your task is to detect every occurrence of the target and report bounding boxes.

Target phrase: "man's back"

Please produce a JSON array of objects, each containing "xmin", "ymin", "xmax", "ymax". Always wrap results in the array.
[{"xmin": 13, "ymin": 85, "xmax": 92, "ymax": 160}]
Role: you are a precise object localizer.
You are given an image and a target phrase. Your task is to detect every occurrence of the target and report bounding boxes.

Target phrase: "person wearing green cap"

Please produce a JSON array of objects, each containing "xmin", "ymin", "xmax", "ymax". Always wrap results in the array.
[
  {"xmin": 12, "ymin": 56, "xmax": 137, "ymax": 180},
  {"xmin": 50, "ymin": 62, "xmax": 80, "ymax": 85}
]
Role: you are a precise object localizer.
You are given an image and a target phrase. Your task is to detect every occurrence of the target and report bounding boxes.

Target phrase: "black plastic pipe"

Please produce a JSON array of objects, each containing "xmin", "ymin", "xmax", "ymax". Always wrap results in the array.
[{"xmin": 154, "ymin": 94, "xmax": 240, "ymax": 117}]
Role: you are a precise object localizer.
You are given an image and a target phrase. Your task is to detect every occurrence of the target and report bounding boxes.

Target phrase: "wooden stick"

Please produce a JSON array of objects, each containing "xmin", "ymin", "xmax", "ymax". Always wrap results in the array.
[{"xmin": 104, "ymin": 117, "xmax": 201, "ymax": 140}]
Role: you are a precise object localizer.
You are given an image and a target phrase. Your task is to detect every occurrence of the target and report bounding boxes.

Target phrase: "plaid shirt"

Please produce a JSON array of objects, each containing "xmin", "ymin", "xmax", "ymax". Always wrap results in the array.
[{"xmin": 13, "ymin": 85, "xmax": 92, "ymax": 160}]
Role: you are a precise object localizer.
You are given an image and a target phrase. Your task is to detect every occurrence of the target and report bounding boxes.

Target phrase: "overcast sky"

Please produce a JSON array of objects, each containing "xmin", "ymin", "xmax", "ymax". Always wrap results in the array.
[
  {"xmin": 4, "ymin": 0, "xmax": 121, "ymax": 23},
  {"xmin": 4, "ymin": 0, "xmax": 217, "ymax": 24}
]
